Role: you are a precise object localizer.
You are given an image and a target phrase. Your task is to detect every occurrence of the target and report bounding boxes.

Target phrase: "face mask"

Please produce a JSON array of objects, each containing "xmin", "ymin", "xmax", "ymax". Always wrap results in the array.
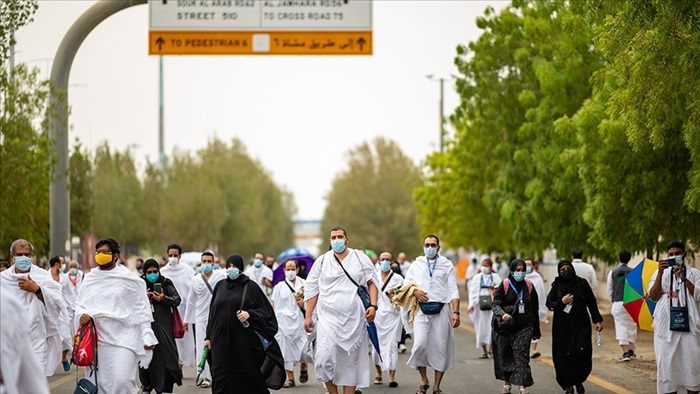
[
  {"xmin": 671, "ymin": 255, "xmax": 684, "ymax": 265},
  {"xmin": 513, "ymin": 272, "xmax": 526, "ymax": 282},
  {"xmin": 526, "ymin": 266, "xmax": 532, "ymax": 274},
  {"xmin": 253, "ymin": 259, "xmax": 263, "ymax": 268},
  {"xmin": 331, "ymin": 239, "xmax": 346, "ymax": 254},
  {"xmin": 227, "ymin": 267, "xmax": 240, "ymax": 280},
  {"xmin": 69, "ymin": 268, "xmax": 78, "ymax": 275},
  {"xmin": 201, "ymin": 263, "xmax": 212, "ymax": 273},
  {"xmin": 285, "ymin": 270, "xmax": 297, "ymax": 281},
  {"xmin": 146, "ymin": 273, "xmax": 159, "ymax": 283},
  {"xmin": 95, "ymin": 252, "xmax": 113, "ymax": 266},
  {"xmin": 168, "ymin": 257, "xmax": 179, "ymax": 265},
  {"xmin": 481, "ymin": 266, "xmax": 490, "ymax": 274},
  {"xmin": 380, "ymin": 261, "xmax": 391, "ymax": 272},
  {"xmin": 13, "ymin": 256, "xmax": 32, "ymax": 271},
  {"xmin": 560, "ymin": 270, "xmax": 573, "ymax": 279},
  {"xmin": 424, "ymin": 247, "xmax": 438, "ymax": 259}
]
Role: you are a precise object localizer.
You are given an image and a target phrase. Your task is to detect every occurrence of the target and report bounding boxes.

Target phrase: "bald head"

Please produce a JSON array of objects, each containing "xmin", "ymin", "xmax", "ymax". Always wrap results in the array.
[
  {"xmin": 397, "ymin": 252, "xmax": 406, "ymax": 263},
  {"xmin": 379, "ymin": 252, "xmax": 392, "ymax": 262}
]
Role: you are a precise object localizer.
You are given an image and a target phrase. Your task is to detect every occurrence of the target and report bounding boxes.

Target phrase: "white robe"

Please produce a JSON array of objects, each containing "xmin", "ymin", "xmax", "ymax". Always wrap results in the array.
[
  {"xmin": 405, "ymin": 255, "xmax": 459, "ymax": 371},
  {"xmin": 160, "ymin": 261, "xmax": 196, "ymax": 366},
  {"xmin": 75, "ymin": 265, "xmax": 157, "ymax": 392},
  {"xmin": 272, "ymin": 278, "xmax": 308, "ymax": 371},
  {"xmin": 572, "ymin": 259, "xmax": 598, "ymax": 290},
  {"xmin": 0, "ymin": 265, "xmax": 69, "ymax": 377},
  {"xmin": 526, "ymin": 271, "xmax": 548, "ymax": 323},
  {"xmin": 305, "ymin": 249, "xmax": 378, "ymax": 388},
  {"xmin": 184, "ymin": 270, "xmax": 225, "ymax": 381},
  {"xmin": 373, "ymin": 271, "xmax": 404, "ymax": 371},
  {"xmin": 67, "ymin": 271, "xmax": 84, "ymax": 296},
  {"xmin": 0, "ymin": 287, "xmax": 51, "ymax": 394},
  {"xmin": 648, "ymin": 267, "xmax": 700, "ymax": 393},
  {"xmin": 244, "ymin": 265, "xmax": 274, "ymax": 300},
  {"xmin": 54, "ymin": 271, "xmax": 78, "ymax": 351},
  {"xmin": 468, "ymin": 272, "xmax": 502, "ymax": 348}
]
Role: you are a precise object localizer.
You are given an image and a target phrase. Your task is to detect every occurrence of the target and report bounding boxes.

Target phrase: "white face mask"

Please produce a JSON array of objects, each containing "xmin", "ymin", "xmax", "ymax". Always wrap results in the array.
[
  {"xmin": 285, "ymin": 270, "xmax": 297, "ymax": 281},
  {"xmin": 168, "ymin": 257, "xmax": 179, "ymax": 265},
  {"xmin": 481, "ymin": 266, "xmax": 491, "ymax": 274}
]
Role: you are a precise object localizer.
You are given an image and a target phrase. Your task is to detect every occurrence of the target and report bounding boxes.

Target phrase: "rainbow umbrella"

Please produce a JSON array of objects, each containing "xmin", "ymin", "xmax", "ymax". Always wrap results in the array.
[{"xmin": 623, "ymin": 258, "xmax": 658, "ymax": 331}]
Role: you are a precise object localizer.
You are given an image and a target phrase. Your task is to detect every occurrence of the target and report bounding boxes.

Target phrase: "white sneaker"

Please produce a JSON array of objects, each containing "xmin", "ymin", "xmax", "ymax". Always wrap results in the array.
[{"xmin": 398, "ymin": 344, "xmax": 407, "ymax": 353}]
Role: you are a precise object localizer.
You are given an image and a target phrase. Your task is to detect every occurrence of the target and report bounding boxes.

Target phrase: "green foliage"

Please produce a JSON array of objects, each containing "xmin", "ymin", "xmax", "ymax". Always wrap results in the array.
[
  {"xmin": 0, "ymin": 0, "xmax": 38, "ymax": 68},
  {"xmin": 321, "ymin": 137, "xmax": 422, "ymax": 257},
  {"xmin": 69, "ymin": 139, "xmax": 93, "ymax": 237},
  {"xmin": 0, "ymin": 64, "xmax": 52, "ymax": 256}
]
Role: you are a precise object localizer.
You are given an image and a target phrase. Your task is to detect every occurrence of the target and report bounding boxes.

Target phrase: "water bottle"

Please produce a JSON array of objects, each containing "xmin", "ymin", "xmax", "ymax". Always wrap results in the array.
[
  {"xmin": 237, "ymin": 310, "xmax": 249, "ymax": 328},
  {"xmin": 197, "ymin": 347, "xmax": 210, "ymax": 374},
  {"xmin": 595, "ymin": 330, "xmax": 601, "ymax": 346}
]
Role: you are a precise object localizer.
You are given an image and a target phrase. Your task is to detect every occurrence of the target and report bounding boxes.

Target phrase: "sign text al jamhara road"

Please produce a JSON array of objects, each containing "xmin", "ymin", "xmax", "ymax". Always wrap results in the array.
[{"xmin": 149, "ymin": 0, "xmax": 373, "ymax": 55}]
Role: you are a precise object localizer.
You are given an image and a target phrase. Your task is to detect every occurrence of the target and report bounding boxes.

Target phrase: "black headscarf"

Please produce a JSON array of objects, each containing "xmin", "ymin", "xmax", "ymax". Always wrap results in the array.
[
  {"xmin": 552, "ymin": 259, "xmax": 578, "ymax": 292},
  {"xmin": 225, "ymin": 254, "xmax": 249, "ymax": 287},
  {"xmin": 142, "ymin": 258, "xmax": 163, "ymax": 291},
  {"xmin": 508, "ymin": 258, "xmax": 527, "ymax": 291}
]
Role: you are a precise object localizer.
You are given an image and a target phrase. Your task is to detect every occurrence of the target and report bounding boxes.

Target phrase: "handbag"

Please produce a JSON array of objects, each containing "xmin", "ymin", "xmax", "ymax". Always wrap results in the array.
[
  {"xmin": 172, "ymin": 307, "xmax": 185, "ymax": 339},
  {"xmin": 418, "ymin": 301, "xmax": 445, "ymax": 315},
  {"xmin": 72, "ymin": 318, "xmax": 98, "ymax": 393},
  {"xmin": 669, "ymin": 272, "xmax": 691, "ymax": 332},
  {"xmin": 479, "ymin": 294, "xmax": 493, "ymax": 311},
  {"xmin": 492, "ymin": 305, "xmax": 516, "ymax": 334},
  {"xmin": 334, "ymin": 254, "xmax": 371, "ymax": 309},
  {"xmin": 73, "ymin": 378, "xmax": 98, "ymax": 394}
]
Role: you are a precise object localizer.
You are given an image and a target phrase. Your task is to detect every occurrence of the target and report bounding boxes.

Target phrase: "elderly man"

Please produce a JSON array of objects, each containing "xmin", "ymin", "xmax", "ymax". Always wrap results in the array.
[
  {"xmin": 405, "ymin": 235, "xmax": 460, "ymax": 394},
  {"xmin": 304, "ymin": 226, "xmax": 379, "ymax": 394},
  {"xmin": 373, "ymin": 252, "xmax": 404, "ymax": 387},
  {"xmin": 66, "ymin": 260, "xmax": 84, "ymax": 296},
  {"xmin": 76, "ymin": 238, "xmax": 157, "ymax": 393},
  {"xmin": 0, "ymin": 239, "xmax": 68, "ymax": 377},
  {"xmin": 160, "ymin": 243, "xmax": 196, "ymax": 368},
  {"xmin": 184, "ymin": 251, "xmax": 225, "ymax": 388},
  {"xmin": 272, "ymin": 259, "xmax": 311, "ymax": 388}
]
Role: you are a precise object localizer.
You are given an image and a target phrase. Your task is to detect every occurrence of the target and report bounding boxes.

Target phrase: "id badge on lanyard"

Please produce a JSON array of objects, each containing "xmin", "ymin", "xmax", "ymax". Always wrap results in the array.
[
  {"xmin": 518, "ymin": 288, "xmax": 525, "ymax": 314},
  {"xmin": 428, "ymin": 258, "xmax": 437, "ymax": 290}
]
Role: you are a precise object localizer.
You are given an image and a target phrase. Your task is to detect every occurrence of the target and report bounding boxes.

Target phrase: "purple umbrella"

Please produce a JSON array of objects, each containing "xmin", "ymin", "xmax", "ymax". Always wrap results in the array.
[{"xmin": 273, "ymin": 248, "xmax": 316, "ymax": 285}]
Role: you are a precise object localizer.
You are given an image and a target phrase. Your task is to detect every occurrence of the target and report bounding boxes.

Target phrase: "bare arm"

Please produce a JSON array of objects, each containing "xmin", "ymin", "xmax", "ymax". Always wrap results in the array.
[
  {"xmin": 649, "ymin": 264, "xmax": 666, "ymax": 301},
  {"xmin": 304, "ymin": 295, "xmax": 318, "ymax": 332}
]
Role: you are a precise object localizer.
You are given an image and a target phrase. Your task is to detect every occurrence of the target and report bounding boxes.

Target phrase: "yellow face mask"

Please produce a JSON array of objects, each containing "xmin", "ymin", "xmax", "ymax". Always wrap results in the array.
[{"xmin": 95, "ymin": 252, "xmax": 113, "ymax": 266}]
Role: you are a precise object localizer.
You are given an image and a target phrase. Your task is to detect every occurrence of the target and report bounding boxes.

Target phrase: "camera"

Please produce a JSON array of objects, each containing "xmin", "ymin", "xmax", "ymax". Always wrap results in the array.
[{"xmin": 668, "ymin": 258, "xmax": 676, "ymax": 268}]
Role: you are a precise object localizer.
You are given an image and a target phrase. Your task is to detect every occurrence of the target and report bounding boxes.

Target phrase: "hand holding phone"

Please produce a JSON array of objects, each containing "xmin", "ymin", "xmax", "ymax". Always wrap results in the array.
[{"xmin": 154, "ymin": 283, "xmax": 162, "ymax": 293}]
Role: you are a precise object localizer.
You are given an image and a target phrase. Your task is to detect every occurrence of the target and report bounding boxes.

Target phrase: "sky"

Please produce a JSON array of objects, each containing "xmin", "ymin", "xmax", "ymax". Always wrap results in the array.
[{"xmin": 15, "ymin": 0, "xmax": 507, "ymax": 220}]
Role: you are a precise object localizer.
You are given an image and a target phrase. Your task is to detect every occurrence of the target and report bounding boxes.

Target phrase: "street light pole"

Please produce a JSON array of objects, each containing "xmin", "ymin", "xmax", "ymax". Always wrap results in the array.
[{"xmin": 158, "ymin": 55, "xmax": 164, "ymax": 171}]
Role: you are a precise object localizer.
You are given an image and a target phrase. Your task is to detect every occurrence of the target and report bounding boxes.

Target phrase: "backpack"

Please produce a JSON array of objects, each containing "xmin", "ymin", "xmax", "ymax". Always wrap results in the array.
[{"xmin": 502, "ymin": 278, "xmax": 533, "ymax": 295}]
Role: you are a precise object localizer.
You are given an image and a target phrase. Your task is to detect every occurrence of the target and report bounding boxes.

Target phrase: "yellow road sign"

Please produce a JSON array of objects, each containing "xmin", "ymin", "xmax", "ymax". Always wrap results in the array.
[{"xmin": 148, "ymin": 30, "xmax": 372, "ymax": 55}]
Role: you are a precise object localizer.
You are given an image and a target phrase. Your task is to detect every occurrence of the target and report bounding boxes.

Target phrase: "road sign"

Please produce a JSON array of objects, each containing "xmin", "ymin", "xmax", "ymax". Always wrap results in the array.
[{"xmin": 149, "ymin": 0, "xmax": 372, "ymax": 55}]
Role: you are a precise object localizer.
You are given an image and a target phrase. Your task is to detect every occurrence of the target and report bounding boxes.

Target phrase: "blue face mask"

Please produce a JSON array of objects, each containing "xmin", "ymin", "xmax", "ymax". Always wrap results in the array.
[
  {"xmin": 380, "ymin": 261, "xmax": 391, "ymax": 272},
  {"xmin": 525, "ymin": 265, "xmax": 532, "ymax": 274},
  {"xmin": 227, "ymin": 267, "xmax": 240, "ymax": 280},
  {"xmin": 424, "ymin": 247, "xmax": 438, "ymax": 259},
  {"xmin": 146, "ymin": 273, "xmax": 159, "ymax": 283},
  {"xmin": 253, "ymin": 259, "xmax": 263, "ymax": 268},
  {"xmin": 69, "ymin": 268, "xmax": 79, "ymax": 275},
  {"xmin": 13, "ymin": 256, "xmax": 32, "ymax": 271},
  {"xmin": 331, "ymin": 239, "xmax": 346, "ymax": 254},
  {"xmin": 513, "ymin": 272, "xmax": 526, "ymax": 282},
  {"xmin": 201, "ymin": 263, "xmax": 212, "ymax": 273}
]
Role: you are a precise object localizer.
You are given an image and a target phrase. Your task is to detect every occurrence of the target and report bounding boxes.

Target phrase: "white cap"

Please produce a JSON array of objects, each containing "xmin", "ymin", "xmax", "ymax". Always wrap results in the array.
[{"xmin": 480, "ymin": 254, "xmax": 491, "ymax": 263}]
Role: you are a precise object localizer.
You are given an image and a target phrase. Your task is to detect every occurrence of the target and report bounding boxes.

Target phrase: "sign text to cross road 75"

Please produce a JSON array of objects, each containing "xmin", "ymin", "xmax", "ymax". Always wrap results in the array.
[{"xmin": 149, "ymin": 0, "xmax": 373, "ymax": 55}]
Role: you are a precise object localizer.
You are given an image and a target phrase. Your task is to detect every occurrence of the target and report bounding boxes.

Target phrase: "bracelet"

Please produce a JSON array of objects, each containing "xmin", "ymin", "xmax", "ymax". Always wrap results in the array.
[{"xmin": 453, "ymin": 311, "xmax": 460, "ymax": 315}]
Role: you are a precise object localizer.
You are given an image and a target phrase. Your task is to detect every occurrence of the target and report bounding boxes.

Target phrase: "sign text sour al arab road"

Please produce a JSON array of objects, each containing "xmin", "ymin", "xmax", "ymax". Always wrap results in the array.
[{"xmin": 149, "ymin": 0, "xmax": 373, "ymax": 55}]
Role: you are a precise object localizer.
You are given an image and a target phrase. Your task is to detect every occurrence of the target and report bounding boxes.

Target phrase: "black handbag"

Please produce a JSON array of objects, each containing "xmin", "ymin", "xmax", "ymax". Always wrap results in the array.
[
  {"xmin": 479, "ymin": 294, "xmax": 493, "ymax": 311},
  {"xmin": 73, "ymin": 379, "xmax": 97, "ymax": 394},
  {"xmin": 418, "ymin": 301, "xmax": 445, "ymax": 315},
  {"xmin": 492, "ymin": 305, "xmax": 516, "ymax": 334},
  {"xmin": 669, "ymin": 272, "xmax": 691, "ymax": 332}
]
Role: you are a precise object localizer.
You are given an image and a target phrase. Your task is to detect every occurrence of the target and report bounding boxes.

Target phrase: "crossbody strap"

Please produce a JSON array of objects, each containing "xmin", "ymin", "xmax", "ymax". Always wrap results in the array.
[
  {"xmin": 381, "ymin": 272, "xmax": 395, "ymax": 292},
  {"xmin": 202, "ymin": 273, "xmax": 214, "ymax": 295},
  {"xmin": 670, "ymin": 270, "xmax": 688, "ymax": 307},
  {"xmin": 334, "ymin": 253, "xmax": 360, "ymax": 289}
]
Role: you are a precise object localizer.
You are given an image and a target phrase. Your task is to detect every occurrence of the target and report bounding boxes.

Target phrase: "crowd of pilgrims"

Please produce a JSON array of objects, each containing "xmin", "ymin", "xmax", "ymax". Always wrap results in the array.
[{"xmin": 2, "ymin": 235, "xmax": 699, "ymax": 394}]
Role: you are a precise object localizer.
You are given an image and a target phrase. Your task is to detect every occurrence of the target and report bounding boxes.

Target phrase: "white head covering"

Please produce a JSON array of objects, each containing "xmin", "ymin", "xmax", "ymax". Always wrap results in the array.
[{"xmin": 480, "ymin": 254, "xmax": 492, "ymax": 264}]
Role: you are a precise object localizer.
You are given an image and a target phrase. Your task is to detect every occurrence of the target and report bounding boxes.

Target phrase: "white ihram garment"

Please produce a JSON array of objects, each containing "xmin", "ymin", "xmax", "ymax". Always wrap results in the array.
[
  {"xmin": 0, "ymin": 287, "xmax": 51, "ymax": 394},
  {"xmin": 184, "ymin": 270, "xmax": 225, "ymax": 381},
  {"xmin": 372, "ymin": 271, "xmax": 404, "ymax": 371},
  {"xmin": 55, "ymin": 271, "xmax": 77, "ymax": 351},
  {"xmin": 0, "ymin": 265, "xmax": 69, "ymax": 377},
  {"xmin": 67, "ymin": 270, "xmax": 84, "ymax": 296},
  {"xmin": 648, "ymin": 267, "xmax": 700, "ymax": 394},
  {"xmin": 526, "ymin": 271, "xmax": 548, "ymax": 323},
  {"xmin": 572, "ymin": 259, "xmax": 598, "ymax": 290},
  {"xmin": 468, "ymin": 272, "xmax": 502, "ymax": 348},
  {"xmin": 75, "ymin": 265, "xmax": 157, "ymax": 392},
  {"xmin": 272, "ymin": 278, "xmax": 309, "ymax": 371},
  {"xmin": 405, "ymin": 255, "xmax": 459, "ymax": 371},
  {"xmin": 244, "ymin": 265, "xmax": 274, "ymax": 300},
  {"xmin": 305, "ymin": 249, "xmax": 378, "ymax": 388},
  {"xmin": 160, "ymin": 261, "xmax": 196, "ymax": 366}
]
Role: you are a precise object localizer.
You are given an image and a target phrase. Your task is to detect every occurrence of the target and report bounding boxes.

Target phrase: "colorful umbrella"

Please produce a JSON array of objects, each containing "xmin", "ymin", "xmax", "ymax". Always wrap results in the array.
[
  {"xmin": 622, "ymin": 258, "xmax": 658, "ymax": 331},
  {"xmin": 273, "ymin": 248, "xmax": 316, "ymax": 285}
]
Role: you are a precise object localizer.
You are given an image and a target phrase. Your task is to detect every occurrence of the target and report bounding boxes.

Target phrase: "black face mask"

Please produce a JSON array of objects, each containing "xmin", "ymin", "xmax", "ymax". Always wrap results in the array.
[{"xmin": 560, "ymin": 270, "xmax": 573, "ymax": 279}]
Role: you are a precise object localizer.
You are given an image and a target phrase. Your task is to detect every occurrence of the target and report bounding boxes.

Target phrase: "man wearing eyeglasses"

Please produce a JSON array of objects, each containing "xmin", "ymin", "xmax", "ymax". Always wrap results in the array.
[
  {"xmin": 404, "ymin": 235, "xmax": 460, "ymax": 394},
  {"xmin": 75, "ymin": 238, "xmax": 158, "ymax": 392},
  {"xmin": 0, "ymin": 239, "xmax": 69, "ymax": 377}
]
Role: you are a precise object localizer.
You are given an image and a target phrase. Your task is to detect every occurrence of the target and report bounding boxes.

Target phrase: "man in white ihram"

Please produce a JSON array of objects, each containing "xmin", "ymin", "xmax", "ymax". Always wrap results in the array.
[
  {"xmin": 76, "ymin": 238, "xmax": 158, "ymax": 392},
  {"xmin": 0, "ymin": 239, "xmax": 69, "ymax": 377},
  {"xmin": 272, "ymin": 259, "xmax": 311, "ymax": 388},
  {"xmin": 160, "ymin": 243, "xmax": 196, "ymax": 368},
  {"xmin": 184, "ymin": 251, "xmax": 225, "ymax": 388},
  {"xmin": 304, "ymin": 226, "xmax": 379, "ymax": 394},
  {"xmin": 571, "ymin": 247, "xmax": 597, "ymax": 290},
  {"xmin": 244, "ymin": 251, "xmax": 274, "ymax": 300},
  {"xmin": 405, "ymin": 234, "xmax": 460, "ymax": 394},
  {"xmin": 373, "ymin": 251, "xmax": 404, "ymax": 387}
]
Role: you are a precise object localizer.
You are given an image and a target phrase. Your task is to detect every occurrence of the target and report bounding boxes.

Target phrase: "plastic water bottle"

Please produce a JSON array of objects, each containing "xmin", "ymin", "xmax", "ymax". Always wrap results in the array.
[
  {"xmin": 595, "ymin": 330, "xmax": 601, "ymax": 346},
  {"xmin": 237, "ymin": 310, "xmax": 249, "ymax": 328}
]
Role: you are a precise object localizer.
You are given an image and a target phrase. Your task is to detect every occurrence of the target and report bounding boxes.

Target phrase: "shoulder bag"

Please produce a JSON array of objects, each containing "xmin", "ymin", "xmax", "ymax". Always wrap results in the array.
[
  {"xmin": 670, "ymin": 271, "xmax": 690, "ymax": 332},
  {"xmin": 334, "ymin": 253, "xmax": 371, "ymax": 309}
]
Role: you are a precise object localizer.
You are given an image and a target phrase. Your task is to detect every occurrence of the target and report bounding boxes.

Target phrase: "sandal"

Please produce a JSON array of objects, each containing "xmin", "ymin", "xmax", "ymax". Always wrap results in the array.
[
  {"xmin": 433, "ymin": 390, "xmax": 444, "ymax": 394},
  {"xmin": 519, "ymin": 389, "xmax": 529, "ymax": 394},
  {"xmin": 299, "ymin": 370, "xmax": 308, "ymax": 383},
  {"xmin": 479, "ymin": 353, "xmax": 489, "ymax": 359},
  {"xmin": 200, "ymin": 379, "xmax": 211, "ymax": 388},
  {"xmin": 502, "ymin": 385, "xmax": 512, "ymax": 394},
  {"xmin": 374, "ymin": 376, "xmax": 383, "ymax": 385},
  {"xmin": 417, "ymin": 384, "xmax": 430, "ymax": 394},
  {"xmin": 389, "ymin": 381, "xmax": 399, "ymax": 388},
  {"xmin": 283, "ymin": 379, "xmax": 295, "ymax": 388}
]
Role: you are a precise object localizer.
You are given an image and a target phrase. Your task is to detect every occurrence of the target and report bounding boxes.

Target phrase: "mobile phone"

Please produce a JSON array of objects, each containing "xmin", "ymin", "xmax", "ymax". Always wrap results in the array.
[
  {"xmin": 154, "ymin": 283, "xmax": 162, "ymax": 293},
  {"xmin": 667, "ymin": 258, "xmax": 676, "ymax": 268}
]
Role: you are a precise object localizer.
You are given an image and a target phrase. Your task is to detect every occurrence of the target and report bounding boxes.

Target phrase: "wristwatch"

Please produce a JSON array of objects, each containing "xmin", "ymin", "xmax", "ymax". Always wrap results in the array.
[
  {"xmin": 453, "ymin": 311, "xmax": 460, "ymax": 315},
  {"xmin": 34, "ymin": 287, "xmax": 42, "ymax": 295},
  {"xmin": 368, "ymin": 304, "xmax": 378, "ymax": 311}
]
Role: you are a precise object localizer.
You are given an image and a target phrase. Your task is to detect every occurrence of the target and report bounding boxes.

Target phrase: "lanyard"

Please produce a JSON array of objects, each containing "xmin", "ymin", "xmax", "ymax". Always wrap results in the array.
[
  {"xmin": 427, "ymin": 258, "xmax": 438, "ymax": 279},
  {"xmin": 518, "ymin": 287, "xmax": 524, "ymax": 302},
  {"xmin": 480, "ymin": 273, "xmax": 491, "ymax": 288}
]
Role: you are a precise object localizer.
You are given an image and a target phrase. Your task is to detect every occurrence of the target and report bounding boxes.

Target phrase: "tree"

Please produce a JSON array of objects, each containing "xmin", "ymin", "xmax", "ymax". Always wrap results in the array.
[
  {"xmin": 321, "ymin": 137, "xmax": 422, "ymax": 257},
  {"xmin": 0, "ymin": 0, "xmax": 38, "ymax": 68}
]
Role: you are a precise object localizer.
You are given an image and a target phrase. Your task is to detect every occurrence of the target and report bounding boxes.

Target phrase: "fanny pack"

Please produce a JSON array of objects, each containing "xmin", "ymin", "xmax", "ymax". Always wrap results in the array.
[
  {"xmin": 669, "ymin": 272, "xmax": 690, "ymax": 332},
  {"xmin": 418, "ymin": 301, "xmax": 445, "ymax": 315}
]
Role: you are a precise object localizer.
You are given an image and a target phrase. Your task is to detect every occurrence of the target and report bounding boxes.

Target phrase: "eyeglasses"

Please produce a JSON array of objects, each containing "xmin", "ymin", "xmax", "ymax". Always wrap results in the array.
[
  {"xmin": 424, "ymin": 243, "xmax": 438, "ymax": 248},
  {"xmin": 380, "ymin": 258, "xmax": 392, "ymax": 262},
  {"xmin": 95, "ymin": 250, "xmax": 112, "ymax": 255},
  {"xmin": 13, "ymin": 252, "xmax": 32, "ymax": 257}
]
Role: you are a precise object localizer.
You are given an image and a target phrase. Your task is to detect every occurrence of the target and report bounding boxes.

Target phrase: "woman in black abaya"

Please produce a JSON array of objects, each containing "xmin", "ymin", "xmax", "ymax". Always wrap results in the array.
[
  {"xmin": 546, "ymin": 259, "xmax": 603, "ymax": 394},
  {"xmin": 205, "ymin": 254, "xmax": 279, "ymax": 394},
  {"xmin": 139, "ymin": 259, "xmax": 183, "ymax": 394}
]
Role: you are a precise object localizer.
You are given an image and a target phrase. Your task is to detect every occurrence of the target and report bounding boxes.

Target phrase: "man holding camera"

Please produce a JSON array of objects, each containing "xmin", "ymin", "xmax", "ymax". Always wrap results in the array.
[{"xmin": 648, "ymin": 240, "xmax": 700, "ymax": 394}]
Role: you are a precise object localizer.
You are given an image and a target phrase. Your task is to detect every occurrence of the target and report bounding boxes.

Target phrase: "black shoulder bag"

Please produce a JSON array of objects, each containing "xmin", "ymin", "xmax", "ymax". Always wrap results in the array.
[
  {"xmin": 202, "ymin": 273, "xmax": 214, "ymax": 295},
  {"xmin": 334, "ymin": 253, "xmax": 371, "ymax": 309},
  {"xmin": 669, "ymin": 271, "xmax": 691, "ymax": 332}
]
